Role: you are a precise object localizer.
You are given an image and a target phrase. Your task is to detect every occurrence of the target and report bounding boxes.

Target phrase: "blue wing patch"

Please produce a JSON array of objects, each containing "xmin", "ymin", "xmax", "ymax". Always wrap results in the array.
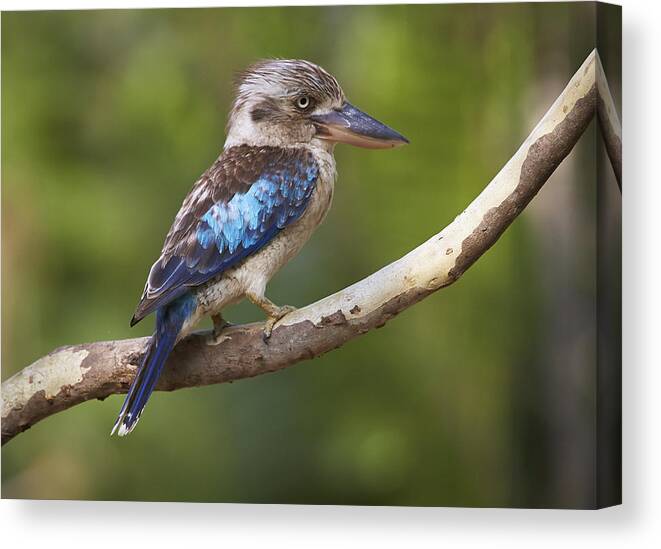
[{"xmin": 131, "ymin": 146, "xmax": 319, "ymax": 324}]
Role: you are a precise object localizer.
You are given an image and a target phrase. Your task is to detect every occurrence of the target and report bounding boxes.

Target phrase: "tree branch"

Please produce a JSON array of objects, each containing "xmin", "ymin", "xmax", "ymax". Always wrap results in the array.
[
  {"xmin": 596, "ymin": 52, "xmax": 622, "ymax": 189},
  {"xmin": 2, "ymin": 49, "xmax": 616, "ymax": 445}
]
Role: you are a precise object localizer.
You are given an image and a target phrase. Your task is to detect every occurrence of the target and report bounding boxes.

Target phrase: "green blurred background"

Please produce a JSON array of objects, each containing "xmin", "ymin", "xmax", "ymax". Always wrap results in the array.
[{"xmin": 2, "ymin": 3, "xmax": 619, "ymax": 507}]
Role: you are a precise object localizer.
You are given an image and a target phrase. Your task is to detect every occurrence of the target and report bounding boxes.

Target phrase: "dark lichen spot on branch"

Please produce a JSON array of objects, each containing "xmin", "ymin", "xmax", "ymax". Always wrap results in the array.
[{"xmin": 320, "ymin": 310, "xmax": 348, "ymax": 326}]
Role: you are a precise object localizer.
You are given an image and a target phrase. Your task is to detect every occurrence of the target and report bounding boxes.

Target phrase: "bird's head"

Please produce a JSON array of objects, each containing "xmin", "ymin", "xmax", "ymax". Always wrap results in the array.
[{"xmin": 225, "ymin": 59, "xmax": 408, "ymax": 150}]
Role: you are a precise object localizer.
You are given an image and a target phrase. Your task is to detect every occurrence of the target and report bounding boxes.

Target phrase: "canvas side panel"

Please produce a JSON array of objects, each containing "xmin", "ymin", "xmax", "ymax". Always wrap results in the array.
[{"xmin": 596, "ymin": 0, "xmax": 622, "ymax": 510}]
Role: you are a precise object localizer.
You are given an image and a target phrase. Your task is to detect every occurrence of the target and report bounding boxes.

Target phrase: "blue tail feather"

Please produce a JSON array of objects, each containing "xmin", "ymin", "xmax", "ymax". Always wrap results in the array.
[{"xmin": 112, "ymin": 293, "xmax": 195, "ymax": 436}]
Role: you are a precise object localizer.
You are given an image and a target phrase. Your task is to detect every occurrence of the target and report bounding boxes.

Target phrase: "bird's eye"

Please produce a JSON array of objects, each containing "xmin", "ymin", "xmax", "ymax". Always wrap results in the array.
[{"xmin": 296, "ymin": 95, "xmax": 312, "ymax": 110}]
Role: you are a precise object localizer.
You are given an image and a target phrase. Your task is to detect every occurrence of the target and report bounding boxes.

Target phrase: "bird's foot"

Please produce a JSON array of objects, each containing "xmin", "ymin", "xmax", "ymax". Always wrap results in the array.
[
  {"xmin": 205, "ymin": 314, "xmax": 233, "ymax": 346},
  {"xmin": 262, "ymin": 305, "xmax": 297, "ymax": 343}
]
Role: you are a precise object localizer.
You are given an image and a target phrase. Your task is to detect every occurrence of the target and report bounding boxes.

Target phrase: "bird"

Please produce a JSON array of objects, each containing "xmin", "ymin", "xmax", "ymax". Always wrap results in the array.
[{"xmin": 112, "ymin": 59, "xmax": 408, "ymax": 436}]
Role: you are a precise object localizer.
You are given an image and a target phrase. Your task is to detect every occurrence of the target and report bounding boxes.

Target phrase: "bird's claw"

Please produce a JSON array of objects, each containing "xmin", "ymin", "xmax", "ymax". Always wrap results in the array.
[
  {"xmin": 262, "ymin": 305, "xmax": 297, "ymax": 343},
  {"xmin": 205, "ymin": 316, "xmax": 233, "ymax": 346}
]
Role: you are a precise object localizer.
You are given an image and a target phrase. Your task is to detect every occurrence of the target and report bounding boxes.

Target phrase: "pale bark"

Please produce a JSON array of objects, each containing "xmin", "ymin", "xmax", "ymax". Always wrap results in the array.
[
  {"xmin": 2, "ymin": 49, "xmax": 619, "ymax": 445},
  {"xmin": 596, "ymin": 52, "xmax": 622, "ymax": 189}
]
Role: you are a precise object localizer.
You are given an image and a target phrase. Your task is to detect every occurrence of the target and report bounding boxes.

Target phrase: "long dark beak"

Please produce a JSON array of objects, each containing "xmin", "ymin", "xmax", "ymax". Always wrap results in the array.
[{"xmin": 310, "ymin": 102, "xmax": 409, "ymax": 149}]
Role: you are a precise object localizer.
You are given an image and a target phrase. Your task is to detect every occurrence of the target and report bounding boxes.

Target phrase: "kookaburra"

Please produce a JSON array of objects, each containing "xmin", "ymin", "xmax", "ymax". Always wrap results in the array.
[{"xmin": 113, "ymin": 59, "xmax": 408, "ymax": 436}]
